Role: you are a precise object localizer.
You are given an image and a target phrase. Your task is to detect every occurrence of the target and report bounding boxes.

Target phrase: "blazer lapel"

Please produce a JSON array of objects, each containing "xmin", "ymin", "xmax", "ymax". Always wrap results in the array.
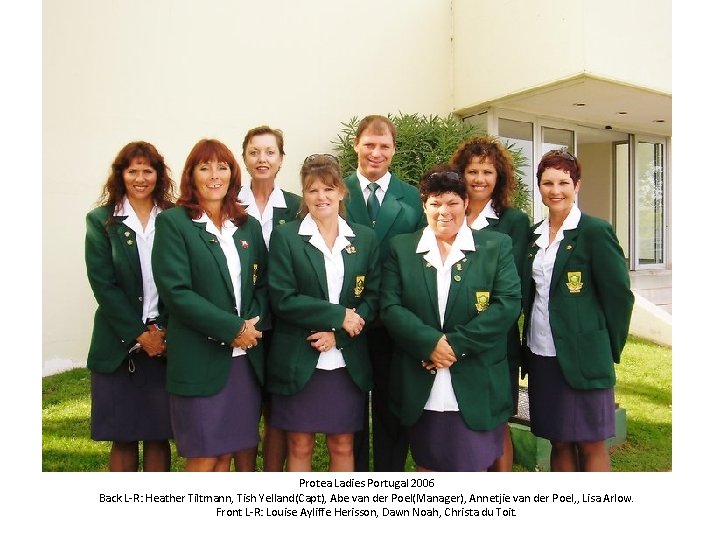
[
  {"xmin": 113, "ymin": 217, "xmax": 143, "ymax": 290},
  {"xmin": 302, "ymin": 235, "xmax": 330, "ymax": 300},
  {"xmin": 420, "ymin": 256, "xmax": 441, "ymax": 328},
  {"xmin": 550, "ymin": 227, "xmax": 581, "ymax": 295},
  {"xmin": 444, "ymin": 252, "xmax": 472, "ymax": 327},
  {"xmin": 339, "ymin": 238, "xmax": 360, "ymax": 302},
  {"xmin": 373, "ymin": 176, "xmax": 404, "ymax": 243},
  {"xmin": 273, "ymin": 205, "xmax": 297, "ymax": 228},
  {"xmin": 192, "ymin": 221, "xmax": 236, "ymax": 303},
  {"xmin": 233, "ymin": 225, "xmax": 253, "ymax": 312},
  {"xmin": 344, "ymin": 175, "xmax": 372, "ymax": 227}
]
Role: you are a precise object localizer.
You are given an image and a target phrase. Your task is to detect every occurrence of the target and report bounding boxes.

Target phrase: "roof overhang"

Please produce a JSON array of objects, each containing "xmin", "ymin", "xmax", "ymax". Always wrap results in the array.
[{"xmin": 454, "ymin": 74, "xmax": 671, "ymax": 138}]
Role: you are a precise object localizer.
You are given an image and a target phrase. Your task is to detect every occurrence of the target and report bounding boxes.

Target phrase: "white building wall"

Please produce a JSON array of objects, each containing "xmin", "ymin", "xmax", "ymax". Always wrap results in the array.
[
  {"xmin": 582, "ymin": 0, "xmax": 671, "ymax": 91},
  {"xmin": 43, "ymin": 0, "xmax": 453, "ymax": 372},
  {"xmin": 452, "ymin": 0, "xmax": 671, "ymax": 109}
]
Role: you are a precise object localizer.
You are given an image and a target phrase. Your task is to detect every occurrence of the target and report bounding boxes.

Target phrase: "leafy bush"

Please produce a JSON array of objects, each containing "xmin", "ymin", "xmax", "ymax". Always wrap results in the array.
[{"xmin": 331, "ymin": 112, "xmax": 530, "ymax": 213}]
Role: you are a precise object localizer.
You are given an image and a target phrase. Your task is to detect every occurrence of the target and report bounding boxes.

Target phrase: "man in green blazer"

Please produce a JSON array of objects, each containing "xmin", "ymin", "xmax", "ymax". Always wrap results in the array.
[
  {"xmin": 343, "ymin": 115, "xmax": 425, "ymax": 472},
  {"xmin": 381, "ymin": 228, "xmax": 521, "ymax": 434}
]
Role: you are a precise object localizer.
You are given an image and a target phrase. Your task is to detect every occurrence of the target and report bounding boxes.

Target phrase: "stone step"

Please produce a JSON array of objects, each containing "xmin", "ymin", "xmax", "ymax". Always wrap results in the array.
[
  {"xmin": 630, "ymin": 270, "xmax": 672, "ymax": 289},
  {"xmin": 632, "ymin": 287, "xmax": 672, "ymax": 305}
]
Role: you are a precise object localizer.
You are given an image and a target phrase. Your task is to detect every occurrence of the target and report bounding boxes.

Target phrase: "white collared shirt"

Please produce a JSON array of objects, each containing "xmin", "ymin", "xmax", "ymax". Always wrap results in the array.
[
  {"xmin": 238, "ymin": 184, "xmax": 288, "ymax": 248},
  {"xmin": 528, "ymin": 204, "xmax": 582, "ymax": 356},
  {"xmin": 416, "ymin": 224, "xmax": 476, "ymax": 411},
  {"xmin": 193, "ymin": 212, "xmax": 245, "ymax": 356},
  {"xmin": 357, "ymin": 170, "xmax": 391, "ymax": 206},
  {"xmin": 116, "ymin": 197, "xmax": 161, "ymax": 324},
  {"xmin": 298, "ymin": 214, "xmax": 356, "ymax": 370},
  {"xmin": 468, "ymin": 201, "xmax": 499, "ymax": 231}
]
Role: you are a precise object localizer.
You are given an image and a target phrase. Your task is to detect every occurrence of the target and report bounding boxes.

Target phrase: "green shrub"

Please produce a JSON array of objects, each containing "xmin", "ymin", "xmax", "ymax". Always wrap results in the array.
[{"xmin": 331, "ymin": 112, "xmax": 531, "ymax": 214}]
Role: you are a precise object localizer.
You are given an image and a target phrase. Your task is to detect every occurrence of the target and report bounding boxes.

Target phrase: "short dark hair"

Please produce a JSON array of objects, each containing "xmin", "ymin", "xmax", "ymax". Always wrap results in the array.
[
  {"xmin": 536, "ymin": 149, "xmax": 581, "ymax": 186},
  {"xmin": 419, "ymin": 163, "xmax": 466, "ymax": 202}
]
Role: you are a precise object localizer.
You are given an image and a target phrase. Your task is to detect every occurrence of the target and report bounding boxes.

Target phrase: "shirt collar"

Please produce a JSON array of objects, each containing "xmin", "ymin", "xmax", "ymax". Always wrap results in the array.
[
  {"xmin": 298, "ymin": 213, "xmax": 355, "ymax": 237},
  {"xmin": 416, "ymin": 223, "xmax": 476, "ymax": 254},
  {"xmin": 238, "ymin": 184, "xmax": 288, "ymax": 209},
  {"xmin": 357, "ymin": 170, "xmax": 391, "ymax": 194},
  {"xmin": 417, "ymin": 224, "xmax": 475, "ymax": 269},
  {"xmin": 468, "ymin": 201, "xmax": 498, "ymax": 230},
  {"xmin": 192, "ymin": 211, "xmax": 237, "ymax": 236},
  {"xmin": 535, "ymin": 204, "xmax": 581, "ymax": 246},
  {"xmin": 299, "ymin": 214, "xmax": 355, "ymax": 257},
  {"xmin": 115, "ymin": 196, "xmax": 159, "ymax": 218}
]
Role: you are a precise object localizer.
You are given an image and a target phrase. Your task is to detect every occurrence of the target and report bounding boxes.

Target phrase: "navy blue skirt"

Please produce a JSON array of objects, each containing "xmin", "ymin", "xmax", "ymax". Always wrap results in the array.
[
  {"xmin": 527, "ymin": 353, "xmax": 615, "ymax": 442},
  {"xmin": 408, "ymin": 410, "xmax": 504, "ymax": 472},
  {"xmin": 90, "ymin": 352, "xmax": 172, "ymax": 442},
  {"xmin": 170, "ymin": 355, "xmax": 261, "ymax": 458},
  {"xmin": 271, "ymin": 368, "xmax": 363, "ymax": 434}
]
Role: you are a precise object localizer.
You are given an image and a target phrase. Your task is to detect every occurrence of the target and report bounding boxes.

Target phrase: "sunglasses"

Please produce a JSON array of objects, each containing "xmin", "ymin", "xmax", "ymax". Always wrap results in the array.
[
  {"xmin": 428, "ymin": 171, "xmax": 461, "ymax": 182},
  {"xmin": 304, "ymin": 153, "xmax": 339, "ymax": 164},
  {"xmin": 542, "ymin": 149, "xmax": 576, "ymax": 162}
]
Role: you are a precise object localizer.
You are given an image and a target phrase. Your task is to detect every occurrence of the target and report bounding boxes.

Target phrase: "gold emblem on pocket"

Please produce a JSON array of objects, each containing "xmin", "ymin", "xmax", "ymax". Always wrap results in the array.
[
  {"xmin": 566, "ymin": 271, "xmax": 583, "ymax": 293},
  {"xmin": 475, "ymin": 291, "xmax": 490, "ymax": 312},
  {"xmin": 354, "ymin": 275, "xmax": 365, "ymax": 297}
]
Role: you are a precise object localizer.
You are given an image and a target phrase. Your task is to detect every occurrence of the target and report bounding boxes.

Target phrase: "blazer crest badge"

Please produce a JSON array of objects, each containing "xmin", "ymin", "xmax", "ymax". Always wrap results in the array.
[
  {"xmin": 353, "ymin": 275, "xmax": 365, "ymax": 297},
  {"xmin": 566, "ymin": 271, "xmax": 583, "ymax": 293},
  {"xmin": 475, "ymin": 291, "xmax": 490, "ymax": 312}
]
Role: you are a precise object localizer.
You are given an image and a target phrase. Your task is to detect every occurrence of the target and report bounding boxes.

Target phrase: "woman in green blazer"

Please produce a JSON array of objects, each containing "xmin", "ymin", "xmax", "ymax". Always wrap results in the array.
[
  {"xmin": 85, "ymin": 141, "xmax": 175, "ymax": 471},
  {"xmin": 152, "ymin": 139, "xmax": 269, "ymax": 472},
  {"xmin": 239, "ymin": 125, "xmax": 302, "ymax": 246},
  {"xmin": 381, "ymin": 165, "xmax": 521, "ymax": 472},
  {"xmin": 266, "ymin": 154, "xmax": 380, "ymax": 472},
  {"xmin": 522, "ymin": 149, "xmax": 634, "ymax": 472},
  {"xmin": 238, "ymin": 125, "xmax": 301, "ymax": 471},
  {"xmin": 451, "ymin": 135, "xmax": 530, "ymax": 472}
]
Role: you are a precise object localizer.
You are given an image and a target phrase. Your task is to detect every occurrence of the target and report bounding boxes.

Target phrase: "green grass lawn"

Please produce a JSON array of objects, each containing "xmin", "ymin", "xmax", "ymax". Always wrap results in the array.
[{"xmin": 42, "ymin": 335, "xmax": 671, "ymax": 472}]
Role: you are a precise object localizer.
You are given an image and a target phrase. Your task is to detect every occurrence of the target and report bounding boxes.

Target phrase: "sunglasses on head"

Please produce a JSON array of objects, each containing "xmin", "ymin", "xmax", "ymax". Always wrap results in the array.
[
  {"xmin": 543, "ymin": 149, "xmax": 576, "ymax": 162},
  {"xmin": 304, "ymin": 153, "xmax": 339, "ymax": 164},
  {"xmin": 428, "ymin": 171, "xmax": 461, "ymax": 182}
]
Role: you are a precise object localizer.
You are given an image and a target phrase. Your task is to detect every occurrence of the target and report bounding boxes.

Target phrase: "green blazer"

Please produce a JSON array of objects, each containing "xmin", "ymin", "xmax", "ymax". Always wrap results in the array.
[
  {"xmin": 521, "ymin": 213, "xmax": 634, "ymax": 390},
  {"xmin": 152, "ymin": 207, "xmax": 270, "ymax": 397},
  {"xmin": 85, "ymin": 205, "xmax": 168, "ymax": 373},
  {"xmin": 266, "ymin": 219, "xmax": 381, "ymax": 395},
  {"xmin": 343, "ymin": 172, "xmax": 425, "ymax": 261},
  {"xmin": 380, "ymin": 228, "xmax": 521, "ymax": 431},
  {"xmin": 483, "ymin": 206, "xmax": 531, "ymax": 370},
  {"xmin": 272, "ymin": 190, "xmax": 302, "ymax": 229}
]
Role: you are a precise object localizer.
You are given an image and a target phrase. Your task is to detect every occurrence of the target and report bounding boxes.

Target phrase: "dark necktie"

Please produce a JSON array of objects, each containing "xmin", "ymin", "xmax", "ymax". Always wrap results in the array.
[{"xmin": 367, "ymin": 183, "xmax": 380, "ymax": 225}]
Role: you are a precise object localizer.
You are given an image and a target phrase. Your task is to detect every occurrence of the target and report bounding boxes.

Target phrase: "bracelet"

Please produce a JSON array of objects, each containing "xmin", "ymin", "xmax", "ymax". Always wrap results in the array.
[{"xmin": 238, "ymin": 321, "xmax": 248, "ymax": 336}]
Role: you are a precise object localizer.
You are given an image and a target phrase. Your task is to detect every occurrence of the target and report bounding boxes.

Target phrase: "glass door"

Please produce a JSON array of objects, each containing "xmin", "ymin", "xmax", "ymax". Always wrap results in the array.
[
  {"xmin": 635, "ymin": 138, "xmax": 666, "ymax": 268},
  {"xmin": 498, "ymin": 118, "xmax": 534, "ymax": 218}
]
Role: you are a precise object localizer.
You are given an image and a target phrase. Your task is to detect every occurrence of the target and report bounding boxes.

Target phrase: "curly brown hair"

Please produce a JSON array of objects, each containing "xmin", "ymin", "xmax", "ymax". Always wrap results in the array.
[
  {"xmin": 176, "ymin": 139, "xmax": 247, "ymax": 226},
  {"xmin": 98, "ymin": 141, "xmax": 175, "ymax": 225},
  {"xmin": 450, "ymin": 135, "xmax": 515, "ymax": 216}
]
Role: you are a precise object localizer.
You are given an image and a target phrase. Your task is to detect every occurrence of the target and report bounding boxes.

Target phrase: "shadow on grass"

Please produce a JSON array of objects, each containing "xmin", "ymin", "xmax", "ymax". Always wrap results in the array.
[{"xmin": 615, "ymin": 379, "xmax": 672, "ymax": 408}]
